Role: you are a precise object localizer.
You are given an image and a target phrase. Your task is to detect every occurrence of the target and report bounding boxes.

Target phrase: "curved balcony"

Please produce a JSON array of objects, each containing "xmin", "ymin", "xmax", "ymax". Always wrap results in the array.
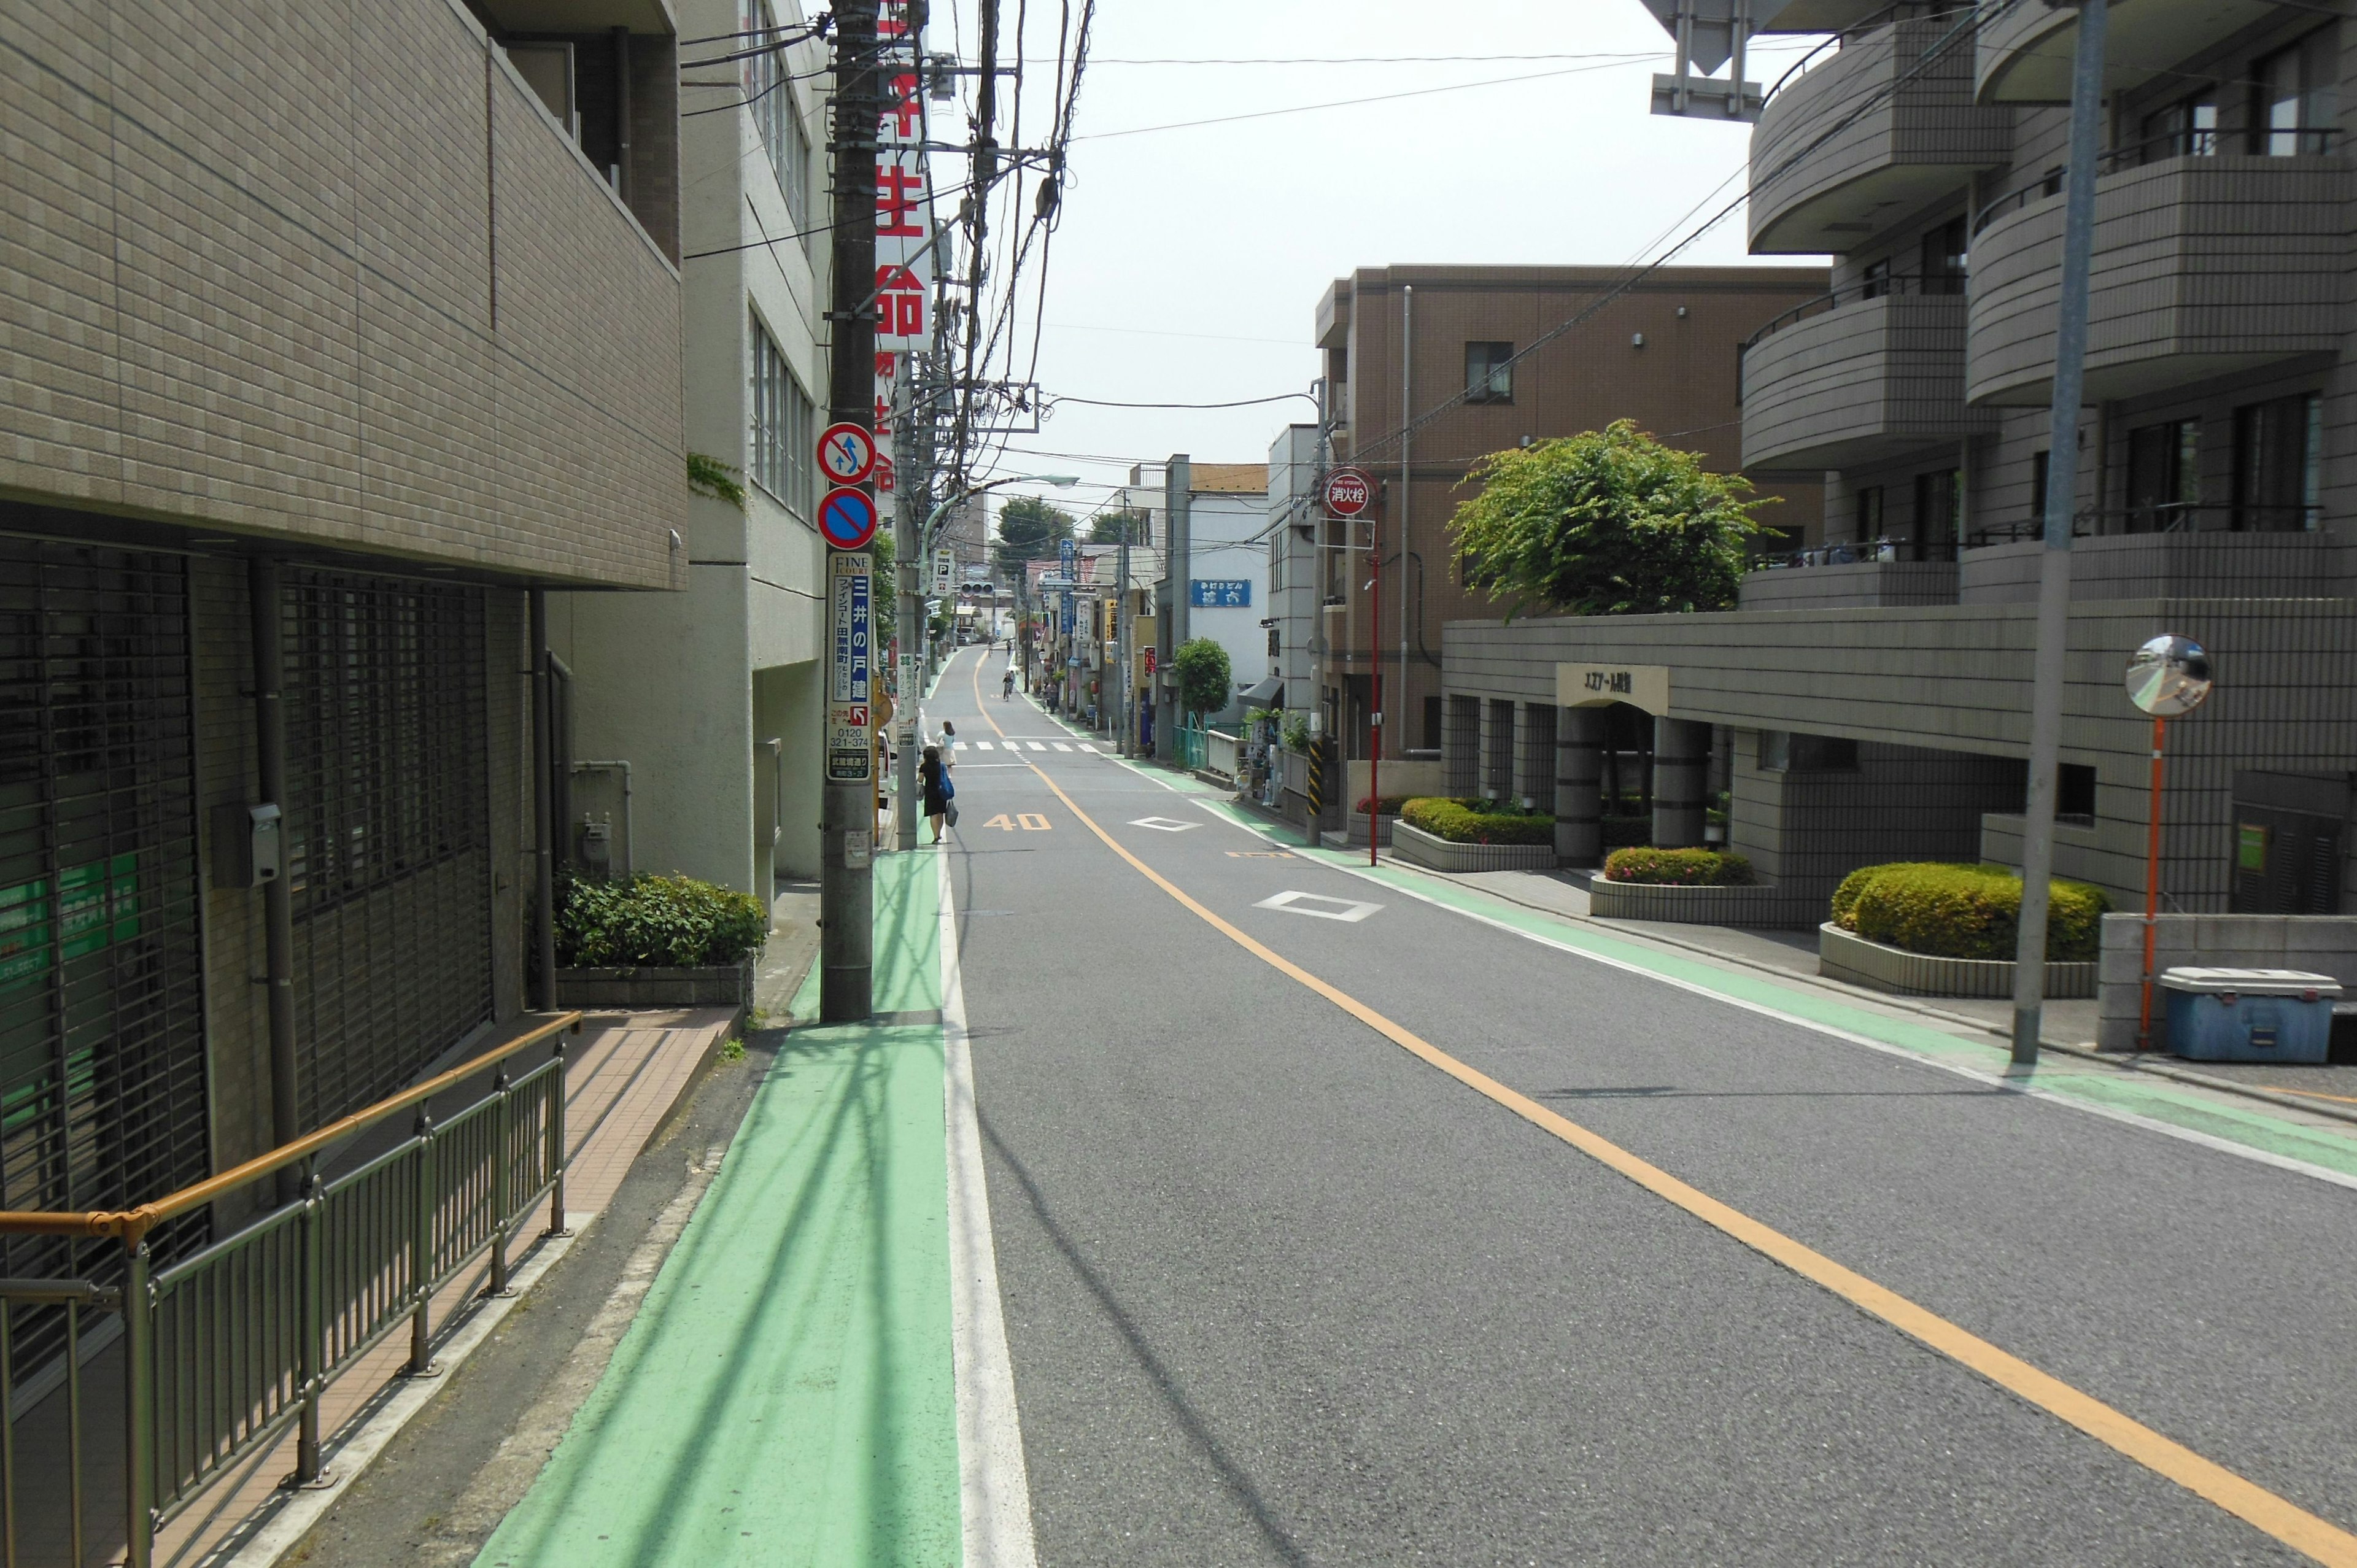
[
  {"xmin": 1750, "ymin": 15, "xmax": 2007, "ymax": 255},
  {"xmin": 1966, "ymin": 147, "xmax": 2353, "ymax": 406},
  {"xmin": 1741, "ymin": 282, "xmax": 1996, "ymax": 473},
  {"xmin": 1977, "ymin": 0, "xmax": 2294, "ymax": 104}
]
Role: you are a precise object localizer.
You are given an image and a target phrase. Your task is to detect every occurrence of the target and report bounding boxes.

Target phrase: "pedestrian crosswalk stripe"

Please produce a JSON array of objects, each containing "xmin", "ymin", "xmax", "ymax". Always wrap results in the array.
[
  {"xmin": 975, "ymin": 741, "xmax": 994, "ymax": 751},
  {"xmin": 1051, "ymin": 743, "xmax": 1072, "ymax": 752},
  {"xmin": 1078, "ymin": 743, "xmax": 1097, "ymax": 753},
  {"xmin": 953, "ymin": 741, "xmax": 967, "ymax": 750},
  {"xmin": 1027, "ymin": 742, "xmax": 1046, "ymax": 751}
]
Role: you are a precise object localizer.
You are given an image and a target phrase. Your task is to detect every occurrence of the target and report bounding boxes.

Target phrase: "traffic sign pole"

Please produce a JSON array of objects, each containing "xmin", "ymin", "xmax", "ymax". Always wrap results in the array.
[{"xmin": 819, "ymin": 0, "xmax": 878, "ymax": 1023}]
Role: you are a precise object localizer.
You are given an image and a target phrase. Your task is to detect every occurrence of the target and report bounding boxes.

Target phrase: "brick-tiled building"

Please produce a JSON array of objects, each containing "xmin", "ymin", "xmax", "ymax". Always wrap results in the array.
[
  {"xmin": 1439, "ymin": 1, "xmax": 2357, "ymax": 970},
  {"xmin": 0, "ymin": 0, "xmax": 686, "ymax": 1247}
]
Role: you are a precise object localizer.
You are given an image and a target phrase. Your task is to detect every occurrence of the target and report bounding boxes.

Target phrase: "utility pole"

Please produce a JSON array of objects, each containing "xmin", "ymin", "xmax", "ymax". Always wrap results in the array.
[
  {"xmin": 1116, "ymin": 531, "xmax": 1132, "ymax": 755},
  {"xmin": 1162, "ymin": 454, "xmax": 1190, "ymax": 757},
  {"xmin": 896, "ymin": 357, "xmax": 922, "ymax": 851},
  {"xmin": 2011, "ymin": 0, "xmax": 2107, "ymax": 1065},
  {"xmin": 820, "ymin": 0, "xmax": 880, "ymax": 1022}
]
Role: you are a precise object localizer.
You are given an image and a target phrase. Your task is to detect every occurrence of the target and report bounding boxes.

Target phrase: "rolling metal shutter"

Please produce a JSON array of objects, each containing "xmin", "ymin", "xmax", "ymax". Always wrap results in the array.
[
  {"xmin": 0, "ymin": 539, "xmax": 209, "ymax": 1292},
  {"xmin": 282, "ymin": 571, "xmax": 493, "ymax": 1126}
]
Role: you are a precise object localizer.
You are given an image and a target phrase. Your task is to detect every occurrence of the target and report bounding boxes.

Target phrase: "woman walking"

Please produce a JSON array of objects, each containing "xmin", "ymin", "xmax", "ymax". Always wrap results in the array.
[{"xmin": 919, "ymin": 744, "xmax": 953, "ymax": 844}]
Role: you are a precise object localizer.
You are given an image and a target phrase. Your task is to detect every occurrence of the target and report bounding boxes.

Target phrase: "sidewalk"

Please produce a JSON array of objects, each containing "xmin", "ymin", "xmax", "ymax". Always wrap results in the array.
[{"xmin": 468, "ymin": 852, "xmax": 966, "ymax": 1568}]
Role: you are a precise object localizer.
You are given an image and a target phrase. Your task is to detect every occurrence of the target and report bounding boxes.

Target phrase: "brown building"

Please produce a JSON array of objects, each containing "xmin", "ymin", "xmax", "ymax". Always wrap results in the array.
[{"xmin": 1308, "ymin": 265, "xmax": 1829, "ymax": 768}]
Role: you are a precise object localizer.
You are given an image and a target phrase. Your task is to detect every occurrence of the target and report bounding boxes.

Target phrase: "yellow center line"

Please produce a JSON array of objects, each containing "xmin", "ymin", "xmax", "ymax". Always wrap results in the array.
[
  {"xmin": 1008, "ymin": 759, "xmax": 2357, "ymax": 1567},
  {"xmin": 2267, "ymin": 1086, "xmax": 2357, "ymax": 1108}
]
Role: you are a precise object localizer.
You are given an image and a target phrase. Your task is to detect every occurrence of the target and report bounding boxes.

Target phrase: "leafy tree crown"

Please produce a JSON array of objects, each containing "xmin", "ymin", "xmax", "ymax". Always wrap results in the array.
[
  {"xmin": 1446, "ymin": 420, "xmax": 1770, "ymax": 620},
  {"xmin": 1171, "ymin": 636, "xmax": 1232, "ymax": 721}
]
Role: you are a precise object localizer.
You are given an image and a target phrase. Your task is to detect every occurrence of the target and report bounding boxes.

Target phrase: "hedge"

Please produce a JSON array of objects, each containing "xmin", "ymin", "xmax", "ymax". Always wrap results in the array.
[
  {"xmin": 555, "ymin": 871, "xmax": 769, "ymax": 968},
  {"xmin": 1355, "ymin": 795, "xmax": 1412, "ymax": 816},
  {"xmin": 1829, "ymin": 862, "xmax": 2109, "ymax": 962},
  {"xmin": 1399, "ymin": 797, "xmax": 1554, "ymax": 846},
  {"xmin": 1601, "ymin": 847, "xmax": 1754, "ymax": 886}
]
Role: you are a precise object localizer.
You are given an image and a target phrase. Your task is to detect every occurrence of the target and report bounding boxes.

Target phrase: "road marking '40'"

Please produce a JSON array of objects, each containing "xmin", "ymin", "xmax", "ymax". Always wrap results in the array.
[{"xmin": 981, "ymin": 813, "xmax": 1052, "ymax": 832}]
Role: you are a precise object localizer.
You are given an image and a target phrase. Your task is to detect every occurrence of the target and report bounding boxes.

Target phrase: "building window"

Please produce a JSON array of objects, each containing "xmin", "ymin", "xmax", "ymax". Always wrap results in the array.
[
  {"xmin": 1465, "ymin": 342, "xmax": 1514, "ymax": 404},
  {"xmin": 2124, "ymin": 419, "xmax": 2200, "ymax": 533},
  {"xmin": 746, "ymin": 2, "xmax": 815, "ymax": 233},
  {"xmin": 2142, "ymin": 90, "xmax": 2218, "ymax": 160},
  {"xmin": 1854, "ymin": 484, "xmax": 1884, "ymax": 544},
  {"xmin": 752, "ymin": 319, "xmax": 817, "ymax": 518},
  {"xmin": 1918, "ymin": 217, "xmax": 1967, "ymax": 295},
  {"xmin": 2232, "ymin": 392, "xmax": 2323, "ymax": 531},
  {"xmin": 1860, "ymin": 257, "xmax": 1892, "ymax": 300},
  {"xmin": 1911, "ymin": 468, "xmax": 1960, "ymax": 559},
  {"xmin": 2059, "ymin": 763, "xmax": 2097, "ymax": 823},
  {"xmin": 2253, "ymin": 30, "xmax": 2338, "ymax": 156}
]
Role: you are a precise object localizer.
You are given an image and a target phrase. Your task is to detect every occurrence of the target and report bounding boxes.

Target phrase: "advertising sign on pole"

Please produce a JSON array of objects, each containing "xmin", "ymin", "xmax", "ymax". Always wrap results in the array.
[
  {"xmin": 932, "ymin": 548, "xmax": 955, "ymax": 596},
  {"xmin": 828, "ymin": 553, "xmax": 874, "ymax": 782}
]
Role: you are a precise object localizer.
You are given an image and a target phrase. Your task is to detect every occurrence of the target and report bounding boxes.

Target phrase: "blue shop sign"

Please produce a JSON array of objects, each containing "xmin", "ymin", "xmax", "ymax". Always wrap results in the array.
[{"xmin": 1190, "ymin": 579, "xmax": 1252, "ymax": 608}]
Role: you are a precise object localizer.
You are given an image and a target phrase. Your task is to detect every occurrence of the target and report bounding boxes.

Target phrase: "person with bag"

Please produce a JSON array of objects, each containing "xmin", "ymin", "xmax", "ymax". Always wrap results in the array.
[{"xmin": 920, "ymin": 744, "xmax": 955, "ymax": 843}]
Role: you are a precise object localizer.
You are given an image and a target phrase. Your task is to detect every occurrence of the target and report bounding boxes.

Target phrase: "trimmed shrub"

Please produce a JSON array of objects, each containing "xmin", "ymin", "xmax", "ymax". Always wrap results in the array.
[
  {"xmin": 1831, "ymin": 862, "xmax": 2108, "ymax": 962},
  {"xmin": 1602, "ymin": 814, "xmax": 1652, "ymax": 849},
  {"xmin": 1601, "ymin": 847, "xmax": 1754, "ymax": 886},
  {"xmin": 556, "ymin": 871, "xmax": 769, "ymax": 968},
  {"xmin": 1399, "ymin": 797, "xmax": 1554, "ymax": 846},
  {"xmin": 1355, "ymin": 795, "xmax": 1412, "ymax": 816}
]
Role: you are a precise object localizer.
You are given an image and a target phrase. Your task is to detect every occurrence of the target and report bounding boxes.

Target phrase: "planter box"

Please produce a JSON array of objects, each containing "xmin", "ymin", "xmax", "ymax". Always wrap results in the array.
[
  {"xmin": 555, "ymin": 958, "xmax": 754, "ymax": 1009},
  {"xmin": 1390, "ymin": 819, "xmax": 1556, "ymax": 873},
  {"xmin": 1819, "ymin": 923, "xmax": 2095, "ymax": 999},
  {"xmin": 1587, "ymin": 876, "xmax": 1806, "ymax": 927},
  {"xmin": 1322, "ymin": 811, "xmax": 1399, "ymax": 850}
]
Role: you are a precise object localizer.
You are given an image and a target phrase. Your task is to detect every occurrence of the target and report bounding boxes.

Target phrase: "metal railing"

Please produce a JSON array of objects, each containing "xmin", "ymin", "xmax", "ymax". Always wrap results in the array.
[
  {"xmin": 0, "ymin": 1011, "xmax": 579, "ymax": 1568},
  {"xmin": 1207, "ymin": 729, "xmax": 1240, "ymax": 781},
  {"xmin": 1964, "ymin": 502, "xmax": 2323, "ymax": 546},
  {"xmin": 1972, "ymin": 128, "xmax": 2343, "ymax": 236},
  {"xmin": 1174, "ymin": 721, "xmax": 1209, "ymax": 772},
  {"xmin": 1753, "ymin": 535, "xmax": 1961, "ymax": 568}
]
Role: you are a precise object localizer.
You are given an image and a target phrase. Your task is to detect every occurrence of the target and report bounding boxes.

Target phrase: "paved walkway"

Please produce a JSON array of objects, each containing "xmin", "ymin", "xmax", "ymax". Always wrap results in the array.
[{"xmin": 471, "ymin": 855, "xmax": 967, "ymax": 1568}]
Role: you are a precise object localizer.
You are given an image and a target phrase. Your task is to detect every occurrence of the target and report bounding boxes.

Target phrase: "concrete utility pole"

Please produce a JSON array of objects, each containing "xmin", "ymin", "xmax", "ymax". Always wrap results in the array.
[
  {"xmin": 1116, "ymin": 533, "xmax": 1132, "ymax": 754},
  {"xmin": 1163, "ymin": 455, "xmax": 1190, "ymax": 755},
  {"xmin": 2011, "ymin": 0, "xmax": 2107, "ymax": 1066},
  {"xmin": 896, "ymin": 360, "xmax": 923, "ymax": 851},
  {"xmin": 820, "ymin": 0, "xmax": 880, "ymax": 1022}
]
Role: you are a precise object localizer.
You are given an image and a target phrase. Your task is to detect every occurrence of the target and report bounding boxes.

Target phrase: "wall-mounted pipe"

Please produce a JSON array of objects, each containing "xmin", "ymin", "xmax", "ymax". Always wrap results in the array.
[
  {"xmin": 249, "ymin": 557, "xmax": 300, "ymax": 1191},
  {"xmin": 530, "ymin": 591, "xmax": 557, "ymax": 1010},
  {"xmin": 571, "ymin": 760, "xmax": 635, "ymax": 878}
]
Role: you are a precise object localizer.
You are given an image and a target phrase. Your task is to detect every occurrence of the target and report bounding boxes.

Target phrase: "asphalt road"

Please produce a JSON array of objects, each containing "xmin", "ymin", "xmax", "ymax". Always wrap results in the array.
[{"xmin": 940, "ymin": 646, "xmax": 2357, "ymax": 1567}]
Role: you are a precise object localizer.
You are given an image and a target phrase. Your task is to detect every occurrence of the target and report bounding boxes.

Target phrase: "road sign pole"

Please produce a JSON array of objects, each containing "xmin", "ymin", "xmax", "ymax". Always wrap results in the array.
[{"xmin": 820, "ymin": 0, "xmax": 879, "ymax": 1022}]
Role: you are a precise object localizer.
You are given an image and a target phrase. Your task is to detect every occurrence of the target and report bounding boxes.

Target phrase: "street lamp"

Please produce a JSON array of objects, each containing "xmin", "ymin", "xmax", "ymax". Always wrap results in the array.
[{"xmin": 896, "ymin": 473, "xmax": 1078, "ymax": 848}]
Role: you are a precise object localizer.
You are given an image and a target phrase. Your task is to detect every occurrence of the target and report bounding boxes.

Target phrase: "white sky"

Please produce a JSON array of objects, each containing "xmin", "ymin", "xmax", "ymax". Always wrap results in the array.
[{"xmin": 925, "ymin": 1, "xmax": 1830, "ymax": 532}]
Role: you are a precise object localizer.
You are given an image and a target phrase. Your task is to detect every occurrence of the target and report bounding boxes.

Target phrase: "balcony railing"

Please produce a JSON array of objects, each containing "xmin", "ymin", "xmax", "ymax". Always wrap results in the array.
[
  {"xmin": 1972, "ymin": 129, "xmax": 2342, "ymax": 236},
  {"xmin": 1965, "ymin": 503, "xmax": 2323, "ymax": 546},
  {"xmin": 1755, "ymin": 534, "xmax": 1961, "ymax": 568},
  {"xmin": 1741, "ymin": 270, "xmax": 1962, "ymax": 360}
]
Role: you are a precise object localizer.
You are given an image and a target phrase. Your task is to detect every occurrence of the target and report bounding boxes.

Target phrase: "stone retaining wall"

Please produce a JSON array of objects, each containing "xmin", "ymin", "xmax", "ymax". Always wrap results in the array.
[
  {"xmin": 1391, "ymin": 821, "xmax": 1557, "ymax": 873},
  {"xmin": 1820, "ymin": 923, "xmax": 2095, "ymax": 999}
]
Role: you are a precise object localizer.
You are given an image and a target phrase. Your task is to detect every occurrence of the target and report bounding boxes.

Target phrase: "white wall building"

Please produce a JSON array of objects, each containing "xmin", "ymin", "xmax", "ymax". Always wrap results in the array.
[
  {"xmin": 550, "ymin": 0, "xmax": 831, "ymax": 894},
  {"xmin": 1114, "ymin": 461, "xmax": 1278, "ymax": 722}
]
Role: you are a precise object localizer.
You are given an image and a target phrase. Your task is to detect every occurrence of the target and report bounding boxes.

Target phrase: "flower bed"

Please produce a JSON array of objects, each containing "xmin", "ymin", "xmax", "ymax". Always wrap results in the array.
[
  {"xmin": 554, "ymin": 872, "xmax": 767, "ymax": 1010},
  {"xmin": 1391, "ymin": 820, "xmax": 1557, "ymax": 873},
  {"xmin": 1601, "ymin": 847, "xmax": 1754, "ymax": 886},
  {"xmin": 1819, "ymin": 923, "xmax": 2096, "ymax": 1000},
  {"xmin": 1398, "ymin": 797, "xmax": 1554, "ymax": 846}
]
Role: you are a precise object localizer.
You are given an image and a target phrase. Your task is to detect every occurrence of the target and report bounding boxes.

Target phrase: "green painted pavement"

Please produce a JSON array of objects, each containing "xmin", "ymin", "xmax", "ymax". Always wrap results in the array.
[
  {"xmin": 476, "ymin": 854, "xmax": 960, "ymax": 1568},
  {"xmin": 1182, "ymin": 795, "xmax": 2357, "ymax": 1184}
]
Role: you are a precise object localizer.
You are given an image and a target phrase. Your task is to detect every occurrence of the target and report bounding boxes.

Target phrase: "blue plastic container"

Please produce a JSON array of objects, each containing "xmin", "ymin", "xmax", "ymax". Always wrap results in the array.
[{"xmin": 2159, "ymin": 968, "xmax": 2342, "ymax": 1064}]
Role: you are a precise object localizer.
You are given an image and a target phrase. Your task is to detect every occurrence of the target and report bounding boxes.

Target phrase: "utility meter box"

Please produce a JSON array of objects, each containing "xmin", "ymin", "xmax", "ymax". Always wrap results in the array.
[
  {"xmin": 211, "ymin": 802, "xmax": 283, "ymax": 889},
  {"xmin": 2160, "ymin": 968, "xmax": 2342, "ymax": 1064}
]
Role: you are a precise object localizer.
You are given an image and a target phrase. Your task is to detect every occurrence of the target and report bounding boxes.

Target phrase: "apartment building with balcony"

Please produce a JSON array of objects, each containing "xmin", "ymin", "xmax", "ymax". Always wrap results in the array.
[
  {"xmin": 1444, "ymin": 0, "xmax": 2357, "ymax": 938},
  {"xmin": 549, "ymin": 0, "xmax": 834, "ymax": 896},
  {"xmin": 0, "ymin": 0, "xmax": 686, "ymax": 1256},
  {"xmin": 1310, "ymin": 265, "xmax": 1829, "ymax": 770}
]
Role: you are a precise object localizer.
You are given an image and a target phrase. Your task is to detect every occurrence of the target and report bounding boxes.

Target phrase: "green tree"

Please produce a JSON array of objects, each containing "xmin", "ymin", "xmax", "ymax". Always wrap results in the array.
[
  {"xmin": 1446, "ymin": 420, "xmax": 1770, "ymax": 620},
  {"xmin": 994, "ymin": 495, "xmax": 1076, "ymax": 576},
  {"xmin": 1172, "ymin": 636, "xmax": 1232, "ymax": 725},
  {"xmin": 1089, "ymin": 506, "xmax": 1152, "ymax": 545}
]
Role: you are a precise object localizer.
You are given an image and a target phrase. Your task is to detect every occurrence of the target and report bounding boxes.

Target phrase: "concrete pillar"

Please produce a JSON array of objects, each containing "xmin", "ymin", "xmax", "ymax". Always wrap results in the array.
[
  {"xmin": 1556, "ymin": 706, "xmax": 1605, "ymax": 866},
  {"xmin": 1515, "ymin": 703, "xmax": 1555, "ymax": 809},
  {"xmin": 1652, "ymin": 716, "xmax": 1711, "ymax": 849},
  {"xmin": 1443, "ymin": 695, "xmax": 1479, "ymax": 796}
]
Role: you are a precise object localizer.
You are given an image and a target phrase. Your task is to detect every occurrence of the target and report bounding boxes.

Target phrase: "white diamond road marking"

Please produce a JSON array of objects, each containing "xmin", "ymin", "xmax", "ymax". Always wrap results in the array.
[
  {"xmin": 1255, "ymin": 890, "xmax": 1383, "ymax": 923},
  {"xmin": 1129, "ymin": 816, "xmax": 1199, "ymax": 833},
  {"xmin": 1051, "ymin": 743, "xmax": 1073, "ymax": 752}
]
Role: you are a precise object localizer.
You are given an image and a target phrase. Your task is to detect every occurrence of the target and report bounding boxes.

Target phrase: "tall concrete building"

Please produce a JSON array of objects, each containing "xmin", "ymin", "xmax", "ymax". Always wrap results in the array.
[
  {"xmin": 546, "ymin": 0, "xmax": 832, "ymax": 896},
  {"xmin": 1311, "ymin": 265, "xmax": 1830, "ymax": 767},
  {"xmin": 1445, "ymin": 1, "xmax": 2357, "ymax": 964},
  {"xmin": 0, "ymin": 0, "xmax": 686, "ymax": 1254}
]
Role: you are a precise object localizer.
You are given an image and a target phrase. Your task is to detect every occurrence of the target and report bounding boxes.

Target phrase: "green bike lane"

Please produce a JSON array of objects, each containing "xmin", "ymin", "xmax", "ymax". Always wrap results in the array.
[{"xmin": 474, "ymin": 854, "xmax": 962, "ymax": 1568}]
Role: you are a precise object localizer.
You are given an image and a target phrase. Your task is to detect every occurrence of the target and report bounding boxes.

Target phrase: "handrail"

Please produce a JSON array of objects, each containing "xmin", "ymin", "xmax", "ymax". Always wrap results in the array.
[
  {"xmin": 1972, "ymin": 129, "xmax": 2343, "ymax": 236},
  {"xmin": 1741, "ymin": 271, "xmax": 1960, "ymax": 355},
  {"xmin": 0, "ymin": 1011, "xmax": 583, "ymax": 1248}
]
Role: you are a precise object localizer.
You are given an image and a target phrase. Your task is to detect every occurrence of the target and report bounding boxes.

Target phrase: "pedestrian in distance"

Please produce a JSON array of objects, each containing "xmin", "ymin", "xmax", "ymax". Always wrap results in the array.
[
  {"xmin": 920, "ymin": 744, "xmax": 954, "ymax": 843},
  {"xmin": 1002, "ymin": 667, "xmax": 1015, "ymax": 700}
]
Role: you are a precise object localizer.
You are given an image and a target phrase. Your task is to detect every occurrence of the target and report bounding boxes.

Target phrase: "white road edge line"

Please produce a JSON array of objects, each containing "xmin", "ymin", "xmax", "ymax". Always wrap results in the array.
[
  {"xmin": 1183, "ymin": 798, "xmax": 2357, "ymax": 1195},
  {"xmin": 939, "ymin": 849, "xmax": 1042, "ymax": 1568}
]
